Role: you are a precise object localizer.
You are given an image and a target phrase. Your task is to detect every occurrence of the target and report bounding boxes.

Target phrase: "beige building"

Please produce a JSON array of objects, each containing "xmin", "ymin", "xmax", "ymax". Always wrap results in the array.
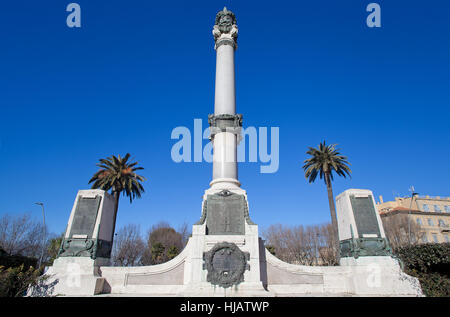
[{"xmin": 376, "ymin": 195, "xmax": 450, "ymax": 244}]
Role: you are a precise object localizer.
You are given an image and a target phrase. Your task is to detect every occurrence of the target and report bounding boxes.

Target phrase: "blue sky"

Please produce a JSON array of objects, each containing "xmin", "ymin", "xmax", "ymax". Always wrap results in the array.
[{"xmin": 0, "ymin": 0, "xmax": 449, "ymax": 237}]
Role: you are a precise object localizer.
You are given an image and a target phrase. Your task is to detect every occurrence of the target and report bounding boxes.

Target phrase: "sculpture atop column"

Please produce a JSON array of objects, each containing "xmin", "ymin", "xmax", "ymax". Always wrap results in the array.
[{"xmin": 212, "ymin": 7, "xmax": 238, "ymax": 49}]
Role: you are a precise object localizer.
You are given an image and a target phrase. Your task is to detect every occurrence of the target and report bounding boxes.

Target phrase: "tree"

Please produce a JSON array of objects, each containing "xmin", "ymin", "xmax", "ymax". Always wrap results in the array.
[
  {"xmin": 46, "ymin": 235, "xmax": 64, "ymax": 266},
  {"xmin": 316, "ymin": 223, "xmax": 339, "ymax": 265},
  {"xmin": 150, "ymin": 243, "xmax": 165, "ymax": 263},
  {"xmin": 88, "ymin": 153, "xmax": 146, "ymax": 242},
  {"xmin": 303, "ymin": 141, "xmax": 351, "ymax": 253},
  {"xmin": 262, "ymin": 223, "xmax": 338, "ymax": 266},
  {"xmin": 178, "ymin": 222, "xmax": 191, "ymax": 247},
  {"xmin": 111, "ymin": 224, "xmax": 145, "ymax": 266},
  {"xmin": 141, "ymin": 222, "xmax": 185, "ymax": 265},
  {"xmin": 0, "ymin": 213, "xmax": 46, "ymax": 260}
]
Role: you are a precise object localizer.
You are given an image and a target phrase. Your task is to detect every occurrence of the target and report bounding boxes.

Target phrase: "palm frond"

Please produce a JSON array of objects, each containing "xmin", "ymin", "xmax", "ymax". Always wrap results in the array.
[
  {"xmin": 89, "ymin": 153, "xmax": 146, "ymax": 204},
  {"xmin": 302, "ymin": 141, "xmax": 351, "ymax": 184}
]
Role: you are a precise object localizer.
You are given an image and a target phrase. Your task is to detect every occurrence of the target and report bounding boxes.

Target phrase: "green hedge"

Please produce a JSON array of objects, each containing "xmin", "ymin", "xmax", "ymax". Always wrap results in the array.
[
  {"xmin": 394, "ymin": 243, "xmax": 450, "ymax": 297},
  {"xmin": 0, "ymin": 265, "xmax": 42, "ymax": 297},
  {"xmin": 0, "ymin": 248, "xmax": 42, "ymax": 297},
  {"xmin": 0, "ymin": 248, "xmax": 38, "ymax": 270}
]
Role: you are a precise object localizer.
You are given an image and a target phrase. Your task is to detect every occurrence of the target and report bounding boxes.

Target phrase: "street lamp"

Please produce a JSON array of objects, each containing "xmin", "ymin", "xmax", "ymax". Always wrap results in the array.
[
  {"xmin": 315, "ymin": 233, "xmax": 320, "ymax": 265},
  {"xmin": 35, "ymin": 202, "xmax": 46, "ymax": 268},
  {"xmin": 407, "ymin": 187, "xmax": 419, "ymax": 244}
]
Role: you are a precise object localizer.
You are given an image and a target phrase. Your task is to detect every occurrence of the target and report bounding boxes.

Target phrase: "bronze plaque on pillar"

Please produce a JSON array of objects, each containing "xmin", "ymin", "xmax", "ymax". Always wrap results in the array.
[
  {"xmin": 350, "ymin": 195, "xmax": 381, "ymax": 237},
  {"xmin": 206, "ymin": 190, "xmax": 245, "ymax": 235},
  {"xmin": 68, "ymin": 196, "xmax": 102, "ymax": 238}
]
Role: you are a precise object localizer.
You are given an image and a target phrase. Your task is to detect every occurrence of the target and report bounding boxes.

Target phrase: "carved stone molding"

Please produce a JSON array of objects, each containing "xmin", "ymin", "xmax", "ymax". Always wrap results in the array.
[
  {"xmin": 194, "ymin": 200, "xmax": 208, "ymax": 225},
  {"xmin": 58, "ymin": 238, "xmax": 112, "ymax": 260},
  {"xmin": 340, "ymin": 237, "xmax": 392, "ymax": 259},
  {"xmin": 217, "ymin": 189, "xmax": 233, "ymax": 197},
  {"xmin": 208, "ymin": 114, "xmax": 243, "ymax": 139}
]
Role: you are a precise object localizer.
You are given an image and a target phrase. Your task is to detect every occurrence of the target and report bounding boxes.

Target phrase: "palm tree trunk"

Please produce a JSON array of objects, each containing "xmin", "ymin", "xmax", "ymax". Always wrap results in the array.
[
  {"xmin": 325, "ymin": 172, "xmax": 340, "ymax": 262},
  {"xmin": 111, "ymin": 191, "xmax": 120, "ymax": 244}
]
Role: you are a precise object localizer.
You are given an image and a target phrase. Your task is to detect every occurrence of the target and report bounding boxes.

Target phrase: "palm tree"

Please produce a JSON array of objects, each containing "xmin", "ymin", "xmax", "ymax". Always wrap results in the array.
[
  {"xmin": 302, "ymin": 141, "xmax": 351, "ymax": 253},
  {"xmin": 88, "ymin": 153, "xmax": 145, "ymax": 241}
]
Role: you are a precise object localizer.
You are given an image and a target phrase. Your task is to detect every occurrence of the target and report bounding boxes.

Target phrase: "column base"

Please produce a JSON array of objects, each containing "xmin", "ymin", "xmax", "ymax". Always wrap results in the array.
[
  {"xmin": 32, "ymin": 257, "xmax": 107, "ymax": 296},
  {"xmin": 210, "ymin": 177, "xmax": 241, "ymax": 189}
]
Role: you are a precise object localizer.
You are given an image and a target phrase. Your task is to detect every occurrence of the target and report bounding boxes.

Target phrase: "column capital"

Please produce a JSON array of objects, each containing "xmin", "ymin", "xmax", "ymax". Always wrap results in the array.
[
  {"xmin": 212, "ymin": 7, "xmax": 238, "ymax": 50},
  {"xmin": 208, "ymin": 114, "xmax": 243, "ymax": 138}
]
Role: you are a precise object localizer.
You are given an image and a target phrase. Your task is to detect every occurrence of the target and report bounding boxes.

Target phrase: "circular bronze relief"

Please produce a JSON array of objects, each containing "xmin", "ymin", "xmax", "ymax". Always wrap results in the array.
[{"xmin": 203, "ymin": 242, "xmax": 249, "ymax": 288}]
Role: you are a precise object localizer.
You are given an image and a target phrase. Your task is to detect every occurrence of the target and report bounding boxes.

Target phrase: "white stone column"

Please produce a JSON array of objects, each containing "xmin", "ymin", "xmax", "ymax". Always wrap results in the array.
[
  {"xmin": 210, "ymin": 7, "xmax": 240, "ymax": 189},
  {"xmin": 214, "ymin": 44, "xmax": 236, "ymax": 115}
]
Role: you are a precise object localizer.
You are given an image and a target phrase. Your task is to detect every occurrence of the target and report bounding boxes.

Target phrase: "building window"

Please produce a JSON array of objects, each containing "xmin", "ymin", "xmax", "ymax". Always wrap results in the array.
[
  {"xmin": 445, "ymin": 235, "xmax": 449, "ymax": 243},
  {"xmin": 438, "ymin": 219, "xmax": 445, "ymax": 227},
  {"xmin": 434, "ymin": 205, "xmax": 441, "ymax": 212},
  {"xmin": 422, "ymin": 234, "xmax": 428, "ymax": 243},
  {"xmin": 422, "ymin": 204, "xmax": 429, "ymax": 212},
  {"xmin": 445, "ymin": 206, "xmax": 450, "ymax": 213},
  {"xmin": 432, "ymin": 234, "xmax": 438, "ymax": 243},
  {"xmin": 428, "ymin": 218, "xmax": 433, "ymax": 226},
  {"xmin": 416, "ymin": 218, "xmax": 422, "ymax": 225}
]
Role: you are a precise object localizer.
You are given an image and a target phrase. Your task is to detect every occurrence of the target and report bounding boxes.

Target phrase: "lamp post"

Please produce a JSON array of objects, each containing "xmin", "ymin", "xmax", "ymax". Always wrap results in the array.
[
  {"xmin": 407, "ymin": 187, "xmax": 418, "ymax": 244},
  {"xmin": 315, "ymin": 233, "xmax": 320, "ymax": 265},
  {"xmin": 35, "ymin": 202, "xmax": 46, "ymax": 268}
]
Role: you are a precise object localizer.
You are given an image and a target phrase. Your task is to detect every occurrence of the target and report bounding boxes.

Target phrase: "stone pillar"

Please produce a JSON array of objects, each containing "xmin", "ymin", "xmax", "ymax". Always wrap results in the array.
[
  {"xmin": 209, "ymin": 7, "xmax": 241, "ymax": 189},
  {"xmin": 335, "ymin": 189, "xmax": 392, "ymax": 262},
  {"xmin": 37, "ymin": 189, "xmax": 116, "ymax": 296}
]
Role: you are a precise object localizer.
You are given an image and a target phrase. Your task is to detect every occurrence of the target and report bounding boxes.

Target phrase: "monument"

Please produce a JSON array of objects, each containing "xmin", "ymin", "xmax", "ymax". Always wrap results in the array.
[
  {"xmin": 39, "ymin": 8, "xmax": 422, "ymax": 297},
  {"xmin": 336, "ymin": 189, "xmax": 392, "ymax": 260},
  {"xmin": 333, "ymin": 189, "xmax": 422, "ymax": 295},
  {"xmin": 43, "ymin": 189, "xmax": 115, "ymax": 295}
]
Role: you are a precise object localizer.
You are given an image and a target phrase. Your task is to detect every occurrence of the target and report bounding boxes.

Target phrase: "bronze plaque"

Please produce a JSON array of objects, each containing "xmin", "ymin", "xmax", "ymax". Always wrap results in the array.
[
  {"xmin": 203, "ymin": 242, "xmax": 249, "ymax": 288},
  {"xmin": 212, "ymin": 248, "xmax": 242, "ymax": 274},
  {"xmin": 206, "ymin": 192, "xmax": 245, "ymax": 235},
  {"xmin": 69, "ymin": 196, "xmax": 102, "ymax": 238},
  {"xmin": 350, "ymin": 195, "xmax": 381, "ymax": 237}
]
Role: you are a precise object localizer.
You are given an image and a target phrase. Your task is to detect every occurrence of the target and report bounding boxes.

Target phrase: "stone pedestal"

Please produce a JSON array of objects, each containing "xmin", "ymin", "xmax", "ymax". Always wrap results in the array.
[
  {"xmin": 336, "ymin": 189, "xmax": 392, "ymax": 259},
  {"xmin": 334, "ymin": 189, "xmax": 422, "ymax": 296},
  {"xmin": 58, "ymin": 189, "xmax": 116, "ymax": 261},
  {"xmin": 44, "ymin": 257, "xmax": 107, "ymax": 296},
  {"xmin": 338, "ymin": 256, "xmax": 422, "ymax": 296},
  {"xmin": 40, "ymin": 189, "xmax": 115, "ymax": 296},
  {"xmin": 180, "ymin": 187, "xmax": 269, "ymax": 296}
]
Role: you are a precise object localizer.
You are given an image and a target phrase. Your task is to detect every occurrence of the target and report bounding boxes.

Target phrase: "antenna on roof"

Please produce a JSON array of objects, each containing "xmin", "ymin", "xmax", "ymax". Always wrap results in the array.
[{"xmin": 409, "ymin": 185, "xmax": 418, "ymax": 197}]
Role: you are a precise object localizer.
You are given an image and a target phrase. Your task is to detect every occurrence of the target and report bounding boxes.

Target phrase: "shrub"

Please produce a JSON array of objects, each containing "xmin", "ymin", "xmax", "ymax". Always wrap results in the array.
[
  {"xmin": 266, "ymin": 245, "xmax": 276, "ymax": 256},
  {"xmin": 0, "ymin": 265, "xmax": 42, "ymax": 297},
  {"xmin": 394, "ymin": 243, "xmax": 450, "ymax": 297},
  {"xmin": 0, "ymin": 248, "xmax": 45, "ymax": 297}
]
